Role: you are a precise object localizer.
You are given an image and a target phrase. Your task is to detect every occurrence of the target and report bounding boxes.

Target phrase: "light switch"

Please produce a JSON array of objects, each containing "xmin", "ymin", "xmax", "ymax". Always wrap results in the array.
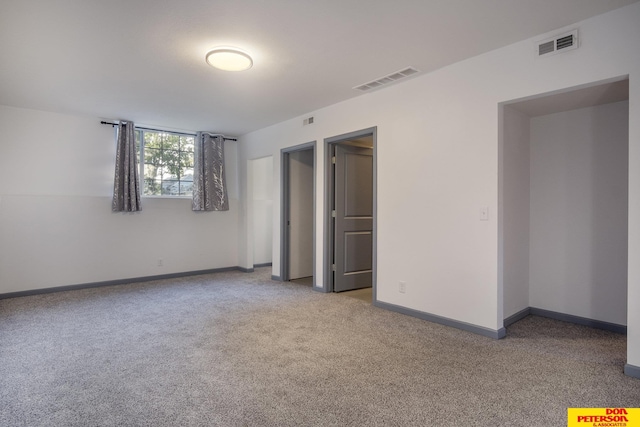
[{"xmin": 480, "ymin": 207, "xmax": 489, "ymax": 221}]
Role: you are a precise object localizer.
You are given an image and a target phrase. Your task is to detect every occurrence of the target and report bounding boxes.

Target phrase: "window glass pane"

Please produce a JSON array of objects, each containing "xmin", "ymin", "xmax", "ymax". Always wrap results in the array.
[
  {"xmin": 143, "ymin": 163, "xmax": 161, "ymax": 180},
  {"xmin": 164, "ymin": 134, "xmax": 180, "ymax": 151},
  {"xmin": 182, "ymin": 136, "xmax": 194, "ymax": 153},
  {"xmin": 156, "ymin": 165, "xmax": 171, "ymax": 178},
  {"xmin": 178, "ymin": 182, "xmax": 193, "ymax": 196},
  {"xmin": 183, "ymin": 152, "xmax": 194, "ymax": 168},
  {"xmin": 144, "ymin": 147, "xmax": 162, "ymax": 166},
  {"xmin": 181, "ymin": 169, "xmax": 194, "ymax": 195},
  {"xmin": 162, "ymin": 150, "xmax": 181, "ymax": 175},
  {"xmin": 145, "ymin": 132, "xmax": 162, "ymax": 150},
  {"xmin": 144, "ymin": 179, "xmax": 162, "ymax": 196},
  {"xmin": 162, "ymin": 179, "xmax": 178, "ymax": 195}
]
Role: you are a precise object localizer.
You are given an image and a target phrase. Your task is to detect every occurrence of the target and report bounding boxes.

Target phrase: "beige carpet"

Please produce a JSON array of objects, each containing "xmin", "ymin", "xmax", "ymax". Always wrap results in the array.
[{"xmin": 1, "ymin": 267, "xmax": 638, "ymax": 426}]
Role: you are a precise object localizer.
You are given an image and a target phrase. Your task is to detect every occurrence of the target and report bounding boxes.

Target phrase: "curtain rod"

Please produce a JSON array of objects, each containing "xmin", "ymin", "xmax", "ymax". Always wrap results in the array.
[{"xmin": 100, "ymin": 121, "xmax": 237, "ymax": 141}]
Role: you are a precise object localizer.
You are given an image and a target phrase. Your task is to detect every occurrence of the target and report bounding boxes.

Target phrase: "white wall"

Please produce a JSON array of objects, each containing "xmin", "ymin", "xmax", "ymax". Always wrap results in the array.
[
  {"xmin": 501, "ymin": 106, "xmax": 531, "ymax": 320},
  {"xmin": 529, "ymin": 101, "xmax": 629, "ymax": 325},
  {"xmin": 251, "ymin": 156, "xmax": 273, "ymax": 265},
  {"xmin": 0, "ymin": 105, "xmax": 239, "ymax": 294},
  {"xmin": 237, "ymin": 3, "xmax": 640, "ymax": 367}
]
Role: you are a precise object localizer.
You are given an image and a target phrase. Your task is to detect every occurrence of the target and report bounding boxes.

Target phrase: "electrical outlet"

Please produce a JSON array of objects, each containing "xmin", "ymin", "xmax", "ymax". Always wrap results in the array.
[
  {"xmin": 157, "ymin": 259, "xmax": 163, "ymax": 267},
  {"xmin": 399, "ymin": 281, "xmax": 406, "ymax": 294}
]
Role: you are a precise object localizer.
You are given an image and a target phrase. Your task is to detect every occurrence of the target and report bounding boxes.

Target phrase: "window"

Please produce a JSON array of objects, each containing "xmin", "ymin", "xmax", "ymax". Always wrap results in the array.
[{"xmin": 136, "ymin": 129, "xmax": 195, "ymax": 197}]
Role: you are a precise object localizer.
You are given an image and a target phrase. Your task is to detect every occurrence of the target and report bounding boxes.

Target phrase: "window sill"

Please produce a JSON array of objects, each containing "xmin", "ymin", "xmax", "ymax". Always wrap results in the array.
[{"xmin": 142, "ymin": 195, "xmax": 192, "ymax": 200}]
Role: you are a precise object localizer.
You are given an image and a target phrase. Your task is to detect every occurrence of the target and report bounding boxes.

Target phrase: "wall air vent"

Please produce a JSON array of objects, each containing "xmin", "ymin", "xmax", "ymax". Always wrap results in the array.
[
  {"xmin": 536, "ymin": 29, "xmax": 578, "ymax": 57},
  {"xmin": 354, "ymin": 67, "xmax": 420, "ymax": 92}
]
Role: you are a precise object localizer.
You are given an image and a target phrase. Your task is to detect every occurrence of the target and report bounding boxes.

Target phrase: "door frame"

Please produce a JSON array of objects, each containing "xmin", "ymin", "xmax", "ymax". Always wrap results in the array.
[
  {"xmin": 498, "ymin": 76, "xmax": 630, "ymax": 334},
  {"xmin": 280, "ymin": 141, "xmax": 316, "ymax": 284},
  {"xmin": 323, "ymin": 127, "xmax": 377, "ymax": 296}
]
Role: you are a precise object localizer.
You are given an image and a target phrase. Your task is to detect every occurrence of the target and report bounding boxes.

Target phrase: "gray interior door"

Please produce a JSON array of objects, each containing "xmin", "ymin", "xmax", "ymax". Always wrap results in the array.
[{"xmin": 334, "ymin": 144, "xmax": 373, "ymax": 292}]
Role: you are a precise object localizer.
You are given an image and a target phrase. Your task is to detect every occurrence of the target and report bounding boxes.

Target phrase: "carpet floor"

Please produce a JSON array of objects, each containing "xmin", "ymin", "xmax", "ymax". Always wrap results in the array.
[{"xmin": 1, "ymin": 268, "xmax": 638, "ymax": 426}]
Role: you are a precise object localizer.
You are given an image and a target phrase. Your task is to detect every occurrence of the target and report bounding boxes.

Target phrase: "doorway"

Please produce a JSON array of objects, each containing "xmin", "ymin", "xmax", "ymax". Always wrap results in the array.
[
  {"xmin": 500, "ymin": 77, "xmax": 629, "ymax": 332},
  {"xmin": 324, "ymin": 128, "xmax": 376, "ymax": 296},
  {"xmin": 281, "ymin": 142, "xmax": 316, "ymax": 284},
  {"xmin": 250, "ymin": 156, "xmax": 273, "ymax": 268}
]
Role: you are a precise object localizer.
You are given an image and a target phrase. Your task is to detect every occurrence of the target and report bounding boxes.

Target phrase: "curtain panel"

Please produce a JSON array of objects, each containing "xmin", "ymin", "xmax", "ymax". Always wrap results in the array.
[
  {"xmin": 112, "ymin": 121, "xmax": 141, "ymax": 212},
  {"xmin": 192, "ymin": 132, "xmax": 229, "ymax": 211}
]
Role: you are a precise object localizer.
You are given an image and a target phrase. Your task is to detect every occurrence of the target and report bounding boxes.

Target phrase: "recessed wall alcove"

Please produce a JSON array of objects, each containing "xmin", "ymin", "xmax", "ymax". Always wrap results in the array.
[{"xmin": 500, "ymin": 77, "xmax": 629, "ymax": 331}]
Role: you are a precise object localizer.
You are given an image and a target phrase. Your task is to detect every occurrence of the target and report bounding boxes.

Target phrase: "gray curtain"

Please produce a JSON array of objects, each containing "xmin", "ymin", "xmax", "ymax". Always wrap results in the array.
[
  {"xmin": 192, "ymin": 132, "xmax": 229, "ymax": 211},
  {"xmin": 112, "ymin": 121, "xmax": 141, "ymax": 212}
]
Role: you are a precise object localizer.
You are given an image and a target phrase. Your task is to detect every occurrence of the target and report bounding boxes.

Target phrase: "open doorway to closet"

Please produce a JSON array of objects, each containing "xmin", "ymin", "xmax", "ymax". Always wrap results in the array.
[
  {"xmin": 324, "ymin": 128, "xmax": 376, "ymax": 301},
  {"xmin": 281, "ymin": 142, "xmax": 316, "ymax": 285},
  {"xmin": 250, "ymin": 156, "xmax": 274, "ymax": 269},
  {"xmin": 500, "ymin": 76, "xmax": 629, "ymax": 335}
]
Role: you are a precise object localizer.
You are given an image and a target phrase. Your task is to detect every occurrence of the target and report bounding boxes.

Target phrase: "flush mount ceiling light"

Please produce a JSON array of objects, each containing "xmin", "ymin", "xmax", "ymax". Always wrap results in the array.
[{"xmin": 205, "ymin": 47, "xmax": 253, "ymax": 71}]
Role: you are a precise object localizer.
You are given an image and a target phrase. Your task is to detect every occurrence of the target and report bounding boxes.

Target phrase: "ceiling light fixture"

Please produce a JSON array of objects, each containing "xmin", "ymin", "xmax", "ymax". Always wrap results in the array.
[{"xmin": 205, "ymin": 47, "xmax": 253, "ymax": 71}]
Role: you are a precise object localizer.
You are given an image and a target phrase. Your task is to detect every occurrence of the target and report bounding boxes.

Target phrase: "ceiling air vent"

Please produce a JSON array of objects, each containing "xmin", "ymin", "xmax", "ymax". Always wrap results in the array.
[
  {"xmin": 354, "ymin": 67, "xmax": 420, "ymax": 92},
  {"xmin": 536, "ymin": 29, "xmax": 578, "ymax": 57}
]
